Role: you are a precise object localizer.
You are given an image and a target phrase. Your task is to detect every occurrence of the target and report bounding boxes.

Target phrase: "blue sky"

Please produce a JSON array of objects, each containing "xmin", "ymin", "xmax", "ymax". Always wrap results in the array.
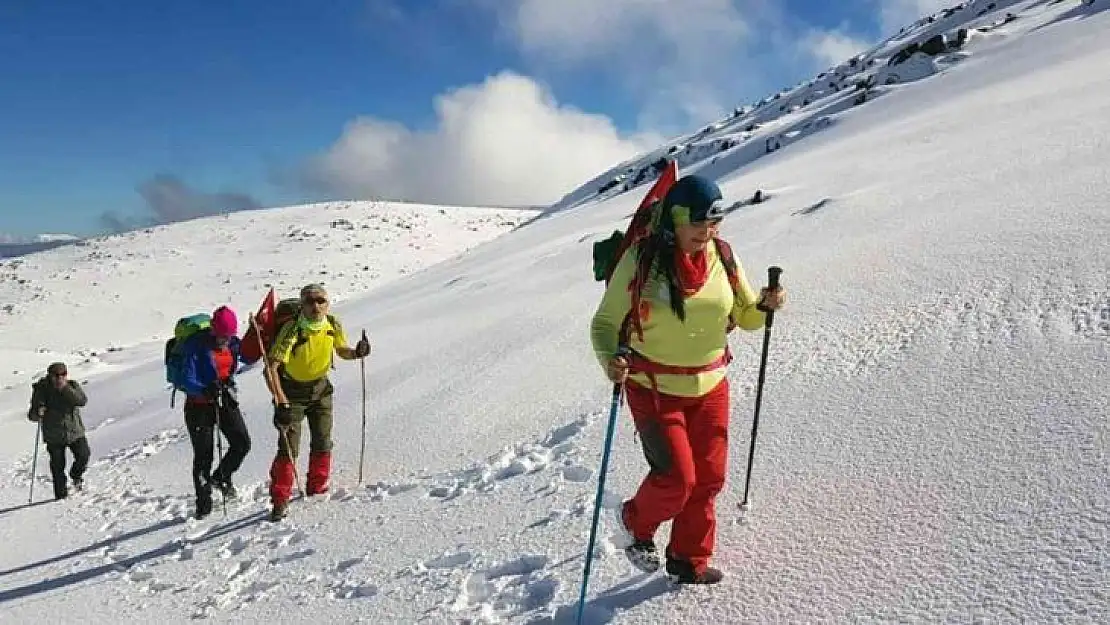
[{"xmin": 0, "ymin": 0, "xmax": 940, "ymax": 238}]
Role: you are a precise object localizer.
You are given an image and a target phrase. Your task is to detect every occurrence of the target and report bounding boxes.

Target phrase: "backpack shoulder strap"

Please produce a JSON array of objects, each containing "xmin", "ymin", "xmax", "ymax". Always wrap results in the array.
[
  {"xmin": 714, "ymin": 237, "xmax": 741, "ymax": 292},
  {"xmin": 714, "ymin": 237, "xmax": 742, "ymax": 330}
]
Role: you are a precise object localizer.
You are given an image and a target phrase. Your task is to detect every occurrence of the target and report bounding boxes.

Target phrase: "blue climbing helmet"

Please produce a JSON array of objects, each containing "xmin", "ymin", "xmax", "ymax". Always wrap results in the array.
[{"xmin": 662, "ymin": 174, "xmax": 725, "ymax": 225}]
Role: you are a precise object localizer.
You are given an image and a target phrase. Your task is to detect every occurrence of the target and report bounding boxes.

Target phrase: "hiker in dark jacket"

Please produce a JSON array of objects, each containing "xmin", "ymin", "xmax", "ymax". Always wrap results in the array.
[
  {"xmin": 179, "ymin": 305, "xmax": 252, "ymax": 519},
  {"xmin": 27, "ymin": 362, "xmax": 90, "ymax": 500}
]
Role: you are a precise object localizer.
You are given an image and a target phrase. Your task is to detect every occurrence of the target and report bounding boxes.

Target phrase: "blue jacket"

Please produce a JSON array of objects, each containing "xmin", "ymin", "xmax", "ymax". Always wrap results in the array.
[{"xmin": 179, "ymin": 332, "xmax": 247, "ymax": 398}]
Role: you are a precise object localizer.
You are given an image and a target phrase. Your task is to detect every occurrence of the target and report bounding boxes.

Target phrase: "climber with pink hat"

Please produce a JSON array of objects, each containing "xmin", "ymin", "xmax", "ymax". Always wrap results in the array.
[{"xmin": 178, "ymin": 305, "xmax": 253, "ymax": 519}]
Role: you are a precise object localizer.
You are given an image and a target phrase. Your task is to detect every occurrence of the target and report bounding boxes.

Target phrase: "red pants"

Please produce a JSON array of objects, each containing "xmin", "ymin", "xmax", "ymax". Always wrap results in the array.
[{"xmin": 623, "ymin": 377, "xmax": 729, "ymax": 571}]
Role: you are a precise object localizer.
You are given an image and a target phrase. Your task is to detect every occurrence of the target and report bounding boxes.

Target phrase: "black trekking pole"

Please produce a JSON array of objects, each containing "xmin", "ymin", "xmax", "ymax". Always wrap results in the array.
[
  {"xmin": 740, "ymin": 266, "xmax": 782, "ymax": 510},
  {"xmin": 214, "ymin": 388, "xmax": 228, "ymax": 518},
  {"xmin": 29, "ymin": 420, "xmax": 41, "ymax": 504},
  {"xmin": 358, "ymin": 329, "xmax": 368, "ymax": 486}
]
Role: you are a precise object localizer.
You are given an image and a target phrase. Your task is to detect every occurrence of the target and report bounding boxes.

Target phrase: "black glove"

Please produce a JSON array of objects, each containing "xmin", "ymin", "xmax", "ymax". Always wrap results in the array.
[
  {"xmin": 354, "ymin": 336, "xmax": 371, "ymax": 358},
  {"xmin": 274, "ymin": 402, "xmax": 294, "ymax": 428}
]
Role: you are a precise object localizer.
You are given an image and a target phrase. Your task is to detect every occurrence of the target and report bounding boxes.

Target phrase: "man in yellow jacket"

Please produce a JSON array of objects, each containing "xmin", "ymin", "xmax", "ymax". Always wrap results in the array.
[
  {"xmin": 267, "ymin": 283, "xmax": 369, "ymax": 521},
  {"xmin": 590, "ymin": 174, "xmax": 785, "ymax": 584}
]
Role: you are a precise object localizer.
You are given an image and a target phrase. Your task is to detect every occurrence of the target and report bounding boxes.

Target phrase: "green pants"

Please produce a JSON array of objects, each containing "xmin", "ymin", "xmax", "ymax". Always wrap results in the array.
[{"xmin": 275, "ymin": 376, "xmax": 334, "ymax": 459}]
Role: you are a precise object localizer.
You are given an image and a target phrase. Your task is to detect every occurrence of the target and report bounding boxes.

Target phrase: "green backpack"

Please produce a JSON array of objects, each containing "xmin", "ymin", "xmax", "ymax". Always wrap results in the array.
[{"xmin": 164, "ymin": 313, "xmax": 212, "ymax": 406}]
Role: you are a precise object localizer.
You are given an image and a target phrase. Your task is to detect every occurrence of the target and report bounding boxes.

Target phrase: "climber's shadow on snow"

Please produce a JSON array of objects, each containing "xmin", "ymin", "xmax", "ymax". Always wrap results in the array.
[
  {"xmin": 0, "ymin": 498, "xmax": 53, "ymax": 518},
  {"xmin": 0, "ymin": 511, "xmax": 267, "ymax": 604},
  {"xmin": 0, "ymin": 517, "xmax": 183, "ymax": 580},
  {"xmin": 527, "ymin": 574, "xmax": 674, "ymax": 624}
]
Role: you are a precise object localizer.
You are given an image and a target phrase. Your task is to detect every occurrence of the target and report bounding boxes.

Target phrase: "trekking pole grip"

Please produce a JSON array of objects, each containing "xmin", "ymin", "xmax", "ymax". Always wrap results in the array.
[
  {"xmin": 757, "ymin": 266, "xmax": 783, "ymax": 318},
  {"xmin": 768, "ymin": 266, "xmax": 782, "ymax": 289}
]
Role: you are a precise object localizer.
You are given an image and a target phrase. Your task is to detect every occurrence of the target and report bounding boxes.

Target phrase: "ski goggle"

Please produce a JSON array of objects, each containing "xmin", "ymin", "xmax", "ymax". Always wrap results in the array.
[{"xmin": 672, "ymin": 200, "xmax": 726, "ymax": 227}]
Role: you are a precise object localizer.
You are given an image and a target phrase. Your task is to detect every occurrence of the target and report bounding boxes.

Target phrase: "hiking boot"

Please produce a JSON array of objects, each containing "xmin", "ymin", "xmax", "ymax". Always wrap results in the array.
[
  {"xmin": 213, "ymin": 475, "xmax": 237, "ymax": 500},
  {"xmin": 196, "ymin": 496, "xmax": 213, "ymax": 520},
  {"xmin": 54, "ymin": 487, "xmax": 68, "ymax": 501},
  {"xmin": 269, "ymin": 502, "xmax": 288, "ymax": 522},
  {"xmin": 666, "ymin": 556, "xmax": 724, "ymax": 585},
  {"xmin": 611, "ymin": 501, "xmax": 660, "ymax": 573},
  {"xmin": 626, "ymin": 539, "xmax": 661, "ymax": 573},
  {"xmin": 71, "ymin": 477, "xmax": 84, "ymax": 492}
]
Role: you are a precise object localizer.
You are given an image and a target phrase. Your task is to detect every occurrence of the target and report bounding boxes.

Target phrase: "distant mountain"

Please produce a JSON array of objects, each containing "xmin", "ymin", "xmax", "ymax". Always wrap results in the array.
[
  {"xmin": 0, "ymin": 233, "xmax": 82, "ymax": 259},
  {"xmin": 33, "ymin": 233, "xmax": 80, "ymax": 243}
]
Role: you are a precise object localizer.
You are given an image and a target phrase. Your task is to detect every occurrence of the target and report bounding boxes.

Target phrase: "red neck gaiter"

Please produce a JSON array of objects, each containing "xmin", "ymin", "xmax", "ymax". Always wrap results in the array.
[{"xmin": 675, "ymin": 248, "xmax": 709, "ymax": 296}]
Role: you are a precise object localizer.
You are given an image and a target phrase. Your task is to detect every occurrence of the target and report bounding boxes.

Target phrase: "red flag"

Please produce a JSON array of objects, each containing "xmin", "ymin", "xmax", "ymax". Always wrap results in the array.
[
  {"xmin": 241, "ymin": 288, "xmax": 276, "ymax": 364},
  {"xmin": 604, "ymin": 159, "xmax": 678, "ymax": 283}
]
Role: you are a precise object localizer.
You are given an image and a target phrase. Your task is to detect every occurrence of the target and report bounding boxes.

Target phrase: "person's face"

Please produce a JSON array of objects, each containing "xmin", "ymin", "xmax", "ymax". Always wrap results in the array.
[
  {"xmin": 675, "ymin": 218, "xmax": 722, "ymax": 254},
  {"xmin": 301, "ymin": 293, "xmax": 329, "ymax": 320},
  {"xmin": 51, "ymin": 371, "xmax": 67, "ymax": 388}
]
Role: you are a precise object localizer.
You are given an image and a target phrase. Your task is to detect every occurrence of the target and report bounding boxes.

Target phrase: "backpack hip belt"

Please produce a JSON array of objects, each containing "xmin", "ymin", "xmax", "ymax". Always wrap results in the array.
[{"xmin": 626, "ymin": 348, "xmax": 732, "ymax": 412}]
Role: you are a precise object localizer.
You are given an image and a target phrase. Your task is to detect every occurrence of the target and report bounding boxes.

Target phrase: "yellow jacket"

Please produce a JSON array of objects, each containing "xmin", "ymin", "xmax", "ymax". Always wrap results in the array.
[
  {"xmin": 269, "ymin": 315, "xmax": 349, "ymax": 382},
  {"xmin": 590, "ymin": 241, "xmax": 765, "ymax": 397}
]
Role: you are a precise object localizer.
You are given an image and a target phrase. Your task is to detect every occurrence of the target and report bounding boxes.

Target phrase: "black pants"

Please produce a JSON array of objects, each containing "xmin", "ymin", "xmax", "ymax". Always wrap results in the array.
[
  {"xmin": 47, "ymin": 437, "xmax": 90, "ymax": 499},
  {"xmin": 184, "ymin": 393, "xmax": 251, "ymax": 503}
]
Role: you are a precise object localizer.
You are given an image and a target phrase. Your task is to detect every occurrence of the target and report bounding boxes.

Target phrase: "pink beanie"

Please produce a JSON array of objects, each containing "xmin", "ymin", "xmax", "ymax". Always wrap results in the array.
[{"xmin": 211, "ymin": 306, "xmax": 238, "ymax": 338}]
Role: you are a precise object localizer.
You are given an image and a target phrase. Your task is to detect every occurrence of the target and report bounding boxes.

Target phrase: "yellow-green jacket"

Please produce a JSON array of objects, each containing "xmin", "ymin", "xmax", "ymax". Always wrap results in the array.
[{"xmin": 590, "ymin": 242, "xmax": 765, "ymax": 397}]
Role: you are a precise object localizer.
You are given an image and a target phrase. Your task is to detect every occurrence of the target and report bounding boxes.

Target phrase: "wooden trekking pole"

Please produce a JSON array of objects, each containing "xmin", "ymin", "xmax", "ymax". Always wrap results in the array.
[
  {"xmin": 279, "ymin": 427, "xmax": 305, "ymax": 498},
  {"xmin": 249, "ymin": 313, "xmax": 288, "ymax": 406},
  {"xmin": 250, "ymin": 313, "xmax": 302, "ymax": 497},
  {"xmin": 358, "ymin": 330, "xmax": 368, "ymax": 486}
]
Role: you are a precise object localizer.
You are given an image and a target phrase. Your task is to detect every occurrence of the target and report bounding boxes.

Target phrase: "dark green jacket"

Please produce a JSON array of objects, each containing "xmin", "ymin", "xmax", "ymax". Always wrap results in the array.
[{"xmin": 28, "ymin": 379, "xmax": 88, "ymax": 446}]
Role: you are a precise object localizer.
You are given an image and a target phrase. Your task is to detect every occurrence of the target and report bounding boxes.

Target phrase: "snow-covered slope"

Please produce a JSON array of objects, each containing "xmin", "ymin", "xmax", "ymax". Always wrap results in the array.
[
  {"xmin": 0, "ymin": 200, "xmax": 534, "ymax": 393},
  {"xmin": 553, "ymin": 0, "xmax": 1065, "ymax": 213},
  {"xmin": 1, "ymin": 1, "xmax": 1108, "ymax": 624}
]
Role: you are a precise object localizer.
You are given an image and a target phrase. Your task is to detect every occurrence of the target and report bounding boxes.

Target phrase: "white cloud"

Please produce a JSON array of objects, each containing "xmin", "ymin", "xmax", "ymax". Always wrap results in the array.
[
  {"xmin": 477, "ymin": 0, "xmax": 880, "ymax": 133},
  {"xmin": 298, "ymin": 71, "xmax": 658, "ymax": 207},
  {"xmin": 876, "ymin": 0, "xmax": 955, "ymax": 35},
  {"xmin": 802, "ymin": 28, "xmax": 872, "ymax": 68},
  {"xmin": 487, "ymin": 0, "xmax": 763, "ymax": 132},
  {"xmin": 294, "ymin": 2, "xmax": 895, "ymax": 209},
  {"xmin": 500, "ymin": 0, "xmax": 752, "ymax": 67}
]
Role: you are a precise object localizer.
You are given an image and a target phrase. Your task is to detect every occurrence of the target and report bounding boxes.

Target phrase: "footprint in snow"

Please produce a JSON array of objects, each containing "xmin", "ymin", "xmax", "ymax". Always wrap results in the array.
[
  {"xmin": 195, "ymin": 557, "xmax": 274, "ymax": 612},
  {"xmin": 426, "ymin": 415, "xmax": 593, "ymax": 501},
  {"xmin": 125, "ymin": 566, "xmax": 178, "ymax": 594},
  {"xmin": 218, "ymin": 536, "xmax": 253, "ymax": 559},
  {"xmin": 363, "ymin": 480, "xmax": 421, "ymax": 502},
  {"xmin": 424, "ymin": 551, "xmax": 475, "ymax": 570},
  {"xmin": 95, "ymin": 428, "xmax": 188, "ymax": 467},
  {"xmin": 450, "ymin": 555, "xmax": 559, "ymax": 620},
  {"xmin": 560, "ymin": 465, "xmax": 593, "ymax": 483},
  {"xmin": 270, "ymin": 548, "xmax": 315, "ymax": 565},
  {"xmin": 526, "ymin": 504, "xmax": 587, "ymax": 530},
  {"xmin": 334, "ymin": 555, "xmax": 366, "ymax": 573},
  {"xmin": 328, "ymin": 579, "xmax": 379, "ymax": 600},
  {"xmin": 264, "ymin": 526, "xmax": 307, "ymax": 549}
]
